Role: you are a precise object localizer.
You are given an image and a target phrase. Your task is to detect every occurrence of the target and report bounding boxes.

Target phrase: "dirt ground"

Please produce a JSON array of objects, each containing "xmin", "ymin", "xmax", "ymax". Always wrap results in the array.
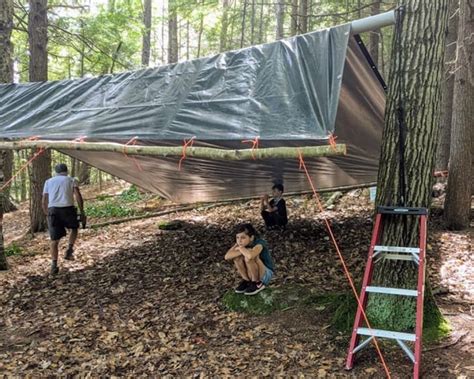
[{"xmin": 0, "ymin": 185, "xmax": 472, "ymax": 377}]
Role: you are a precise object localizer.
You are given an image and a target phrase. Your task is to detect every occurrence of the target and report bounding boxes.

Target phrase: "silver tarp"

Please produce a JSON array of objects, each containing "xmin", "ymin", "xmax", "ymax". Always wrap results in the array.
[{"xmin": 0, "ymin": 23, "xmax": 385, "ymax": 203}]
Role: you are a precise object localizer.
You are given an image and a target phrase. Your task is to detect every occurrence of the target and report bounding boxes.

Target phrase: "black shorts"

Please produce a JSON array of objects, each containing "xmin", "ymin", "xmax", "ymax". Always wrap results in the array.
[{"xmin": 47, "ymin": 206, "xmax": 79, "ymax": 240}]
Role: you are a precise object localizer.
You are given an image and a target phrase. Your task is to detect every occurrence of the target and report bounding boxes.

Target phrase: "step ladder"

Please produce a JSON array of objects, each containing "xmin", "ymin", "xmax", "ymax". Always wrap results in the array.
[{"xmin": 345, "ymin": 206, "xmax": 428, "ymax": 378}]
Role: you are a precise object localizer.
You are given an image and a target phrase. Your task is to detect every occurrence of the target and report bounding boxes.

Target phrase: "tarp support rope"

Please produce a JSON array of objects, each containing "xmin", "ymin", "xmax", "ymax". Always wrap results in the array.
[
  {"xmin": 0, "ymin": 147, "xmax": 46, "ymax": 192},
  {"xmin": 296, "ymin": 148, "xmax": 391, "ymax": 379},
  {"xmin": 241, "ymin": 136, "xmax": 260, "ymax": 160},
  {"xmin": 178, "ymin": 137, "xmax": 196, "ymax": 171},
  {"xmin": 327, "ymin": 133, "xmax": 338, "ymax": 152},
  {"xmin": 123, "ymin": 137, "xmax": 143, "ymax": 172}
]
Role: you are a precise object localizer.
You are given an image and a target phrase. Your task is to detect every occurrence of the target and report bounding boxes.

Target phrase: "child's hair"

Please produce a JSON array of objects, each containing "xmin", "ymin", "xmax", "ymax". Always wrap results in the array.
[
  {"xmin": 272, "ymin": 183, "xmax": 284, "ymax": 193},
  {"xmin": 236, "ymin": 223, "xmax": 257, "ymax": 238}
]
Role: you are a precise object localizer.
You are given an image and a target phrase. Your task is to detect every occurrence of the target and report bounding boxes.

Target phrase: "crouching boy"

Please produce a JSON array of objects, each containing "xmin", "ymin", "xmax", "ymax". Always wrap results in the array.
[{"xmin": 225, "ymin": 223, "xmax": 274, "ymax": 295}]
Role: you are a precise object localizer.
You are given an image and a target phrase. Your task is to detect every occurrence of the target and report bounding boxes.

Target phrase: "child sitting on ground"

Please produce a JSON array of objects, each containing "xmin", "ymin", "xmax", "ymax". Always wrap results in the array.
[
  {"xmin": 260, "ymin": 183, "xmax": 288, "ymax": 230},
  {"xmin": 224, "ymin": 223, "xmax": 274, "ymax": 295}
]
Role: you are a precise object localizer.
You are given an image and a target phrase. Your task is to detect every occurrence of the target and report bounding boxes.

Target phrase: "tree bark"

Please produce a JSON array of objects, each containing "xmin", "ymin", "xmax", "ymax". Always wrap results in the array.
[
  {"xmin": 275, "ymin": 0, "xmax": 285, "ymax": 40},
  {"xmin": 141, "ymin": 0, "xmax": 152, "ymax": 66},
  {"xmin": 436, "ymin": 0, "xmax": 459, "ymax": 172},
  {"xmin": 290, "ymin": 0, "xmax": 298, "ymax": 36},
  {"xmin": 0, "ymin": 0, "xmax": 16, "ymax": 214},
  {"xmin": 444, "ymin": 0, "xmax": 473, "ymax": 230},
  {"xmin": 299, "ymin": 0, "xmax": 308, "ymax": 34},
  {"xmin": 219, "ymin": 0, "xmax": 230, "ymax": 52},
  {"xmin": 240, "ymin": 0, "xmax": 248, "ymax": 48},
  {"xmin": 28, "ymin": 0, "xmax": 51, "ymax": 233},
  {"xmin": 370, "ymin": 0, "xmax": 450, "ymax": 330},
  {"xmin": 0, "ymin": 141, "xmax": 347, "ymax": 160},
  {"xmin": 368, "ymin": 0, "xmax": 381, "ymax": 67},
  {"xmin": 77, "ymin": 161, "xmax": 91, "ymax": 185},
  {"xmin": 167, "ymin": 0, "xmax": 178, "ymax": 63},
  {"xmin": 0, "ymin": 151, "xmax": 7, "ymax": 270}
]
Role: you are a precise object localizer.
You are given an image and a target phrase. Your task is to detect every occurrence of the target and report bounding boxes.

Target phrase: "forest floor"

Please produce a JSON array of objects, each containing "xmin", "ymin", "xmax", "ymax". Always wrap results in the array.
[{"xmin": 0, "ymin": 182, "xmax": 472, "ymax": 377}]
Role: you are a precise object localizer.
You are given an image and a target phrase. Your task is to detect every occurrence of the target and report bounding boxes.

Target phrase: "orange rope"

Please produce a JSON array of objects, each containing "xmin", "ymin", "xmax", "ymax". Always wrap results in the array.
[
  {"xmin": 296, "ymin": 148, "xmax": 391, "ymax": 379},
  {"xmin": 0, "ymin": 148, "xmax": 46, "ymax": 192},
  {"xmin": 241, "ymin": 136, "xmax": 260, "ymax": 160},
  {"xmin": 178, "ymin": 137, "xmax": 196, "ymax": 171},
  {"xmin": 433, "ymin": 170, "xmax": 448, "ymax": 178},
  {"xmin": 328, "ymin": 133, "xmax": 338, "ymax": 152},
  {"xmin": 122, "ymin": 137, "xmax": 143, "ymax": 172}
]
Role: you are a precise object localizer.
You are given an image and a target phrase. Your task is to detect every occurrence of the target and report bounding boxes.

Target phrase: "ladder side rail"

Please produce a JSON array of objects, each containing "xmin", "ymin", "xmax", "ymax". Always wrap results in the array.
[
  {"xmin": 346, "ymin": 213, "xmax": 383, "ymax": 369},
  {"xmin": 413, "ymin": 214, "xmax": 428, "ymax": 379}
]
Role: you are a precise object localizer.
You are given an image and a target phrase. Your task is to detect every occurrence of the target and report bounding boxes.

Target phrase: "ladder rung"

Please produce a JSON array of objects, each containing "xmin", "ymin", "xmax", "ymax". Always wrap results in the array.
[
  {"xmin": 382, "ymin": 253, "xmax": 416, "ymax": 261},
  {"xmin": 365, "ymin": 286, "xmax": 418, "ymax": 297},
  {"xmin": 357, "ymin": 327, "xmax": 416, "ymax": 342},
  {"xmin": 374, "ymin": 245, "xmax": 420, "ymax": 254},
  {"xmin": 377, "ymin": 206, "xmax": 428, "ymax": 215}
]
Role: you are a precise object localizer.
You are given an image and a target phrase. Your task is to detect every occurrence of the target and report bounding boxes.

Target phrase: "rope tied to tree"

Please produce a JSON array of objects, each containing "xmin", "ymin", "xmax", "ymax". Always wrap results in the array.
[
  {"xmin": 241, "ymin": 136, "xmax": 260, "ymax": 160},
  {"xmin": 178, "ymin": 136, "xmax": 196, "ymax": 171},
  {"xmin": 123, "ymin": 137, "xmax": 143, "ymax": 172}
]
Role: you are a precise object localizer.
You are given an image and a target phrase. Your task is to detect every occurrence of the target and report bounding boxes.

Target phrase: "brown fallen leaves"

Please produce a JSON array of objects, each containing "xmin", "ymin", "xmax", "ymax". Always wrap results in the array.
[{"xmin": 0, "ymin": 189, "xmax": 472, "ymax": 377}]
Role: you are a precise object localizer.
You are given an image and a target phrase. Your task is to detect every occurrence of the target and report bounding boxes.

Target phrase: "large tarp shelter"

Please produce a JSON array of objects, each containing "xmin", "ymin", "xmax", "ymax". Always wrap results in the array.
[{"xmin": 0, "ymin": 23, "xmax": 385, "ymax": 203}]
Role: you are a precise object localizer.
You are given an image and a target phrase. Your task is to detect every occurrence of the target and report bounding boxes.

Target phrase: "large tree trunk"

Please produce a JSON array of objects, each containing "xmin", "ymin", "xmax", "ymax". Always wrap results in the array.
[
  {"xmin": 0, "ymin": 0, "xmax": 16, "ymax": 214},
  {"xmin": 369, "ymin": 0, "xmax": 450, "ymax": 330},
  {"xmin": 436, "ymin": 0, "xmax": 459, "ymax": 172},
  {"xmin": 28, "ymin": 0, "xmax": 51, "ymax": 233},
  {"xmin": 274, "ymin": 0, "xmax": 285, "ymax": 40},
  {"xmin": 444, "ymin": 0, "xmax": 473, "ymax": 230},
  {"xmin": 299, "ymin": 0, "xmax": 308, "ymax": 34},
  {"xmin": 141, "ymin": 0, "xmax": 152, "ymax": 66},
  {"xmin": 167, "ymin": 0, "xmax": 178, "ymax": 63}
]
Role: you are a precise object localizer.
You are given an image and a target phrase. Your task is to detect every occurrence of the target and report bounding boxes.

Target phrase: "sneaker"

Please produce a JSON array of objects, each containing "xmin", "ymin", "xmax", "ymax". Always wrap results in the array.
[
  {"xmin": 64, "ymin": 247, "xmax": 74, "ymax": 261},
  {"xmin": 235, "ymin": 280, "xmax": 251, "ymax": 294},
  {"xmin": 244, "ymin": 281, "xmax": 266, "ymax": 296},
  {"xmin": 50, "ymin": 266, "xmax": 59, "ymax": 276}
]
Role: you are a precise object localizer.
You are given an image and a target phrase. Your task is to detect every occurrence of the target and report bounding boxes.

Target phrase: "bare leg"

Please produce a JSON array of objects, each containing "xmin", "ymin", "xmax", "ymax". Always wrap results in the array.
[
  {"xmin": 51, "ymin": 240, "xmax": 59, "ymax": 261},
  {"xmin": 68, "ymin": 228, "xmax": 78, "ymax": 247},
  {"xmin": 244, "ymin": 256, "xmax": 267, "ymax": 282},
  {"xmin": 233, "ymin": 256, "xmax": 251, "ymax": 281}
]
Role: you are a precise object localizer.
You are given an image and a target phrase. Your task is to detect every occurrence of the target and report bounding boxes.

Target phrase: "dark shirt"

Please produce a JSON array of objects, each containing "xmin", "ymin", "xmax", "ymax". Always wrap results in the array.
[
  {"xmin": 270, "ymin": 197, "xmax": 288, "ymax": 225},
  {"xmin": 249, "ymin": 238, "xmax": 274, "ymax": 271}
]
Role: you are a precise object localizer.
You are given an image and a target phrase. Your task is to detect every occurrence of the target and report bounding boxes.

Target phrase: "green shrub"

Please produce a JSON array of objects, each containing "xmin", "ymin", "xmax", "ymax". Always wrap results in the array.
[{"xmin": 5, "ymin": 243, "xmax": 23, "ymax": 257}]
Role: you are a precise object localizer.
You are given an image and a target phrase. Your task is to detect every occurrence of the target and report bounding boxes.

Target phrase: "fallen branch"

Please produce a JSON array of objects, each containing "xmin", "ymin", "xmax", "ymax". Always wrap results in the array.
[{"xmin": 0, "ymin": 140, "xmax": 346, "ymax": 160}]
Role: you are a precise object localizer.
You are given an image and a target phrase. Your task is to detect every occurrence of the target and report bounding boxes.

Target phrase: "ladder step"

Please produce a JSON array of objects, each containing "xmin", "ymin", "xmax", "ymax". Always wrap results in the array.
[
  {"xmin": 357, "ymin": 327, "xmax": 416, "ymax": 342},
  {"xmin": 377, "ymin": 206, "xmax": 428, "ymax": 215},
  {"xmin": 365, "ymin": 286, "xmax": 418, "ymax": 297},
  {"xmin": 374, "ymin": 245, "xmax": 420, "ymax": 254},
  {"xmin": 381, "ymin": 253, "xmax": 416, "ymax": 262}
]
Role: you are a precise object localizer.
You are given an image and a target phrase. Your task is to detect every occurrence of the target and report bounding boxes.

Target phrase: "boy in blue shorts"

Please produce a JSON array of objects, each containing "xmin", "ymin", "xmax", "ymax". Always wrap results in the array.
[{"xmin": 225, "ymin": 223, "xmax": 274, "ymax": 295}]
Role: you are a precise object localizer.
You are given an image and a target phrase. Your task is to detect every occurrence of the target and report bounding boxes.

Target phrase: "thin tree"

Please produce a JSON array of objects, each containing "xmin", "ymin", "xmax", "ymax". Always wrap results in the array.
[
  {"xmin": 436, "ymin": 0, "xmax": 459, "ymax": 172},
  {"xmin": 141, "ymin": 0, "xmax": 152, "ymax": 66},
  {"xmin": 168, "ymin": 0, "xmax": 178, "ymax": 63},
  {"xmin": 444, "ymin": 0, "xmax": 473, "ymax": 230},
  {"xmin": 369, "ymin": 0, "xmax": 450, "ymax": 330},
  {"xmin": 219, "ymin": 0, "xmax": 230, "ymax": 52},
  {"xmin": 368, "ymin": 0, "xmax": 381, "ymax": 67},
  {"xmin": 290, "ymin": 0, "xmax": 298, "ymax": 35},
  {"xmin": 240, "ymin": 0, "xmax": 248, "ymax": 48},
  {"xmin": 275, "ymin": 0, "xmax": 285, "ymax": 40},
  {"xmin": 0, "ymin": 0, "xmax": 14, "ymax": 270},
  {"xmin": 299, "ymin": 0, "xmax": 308, "ymax": 34}
]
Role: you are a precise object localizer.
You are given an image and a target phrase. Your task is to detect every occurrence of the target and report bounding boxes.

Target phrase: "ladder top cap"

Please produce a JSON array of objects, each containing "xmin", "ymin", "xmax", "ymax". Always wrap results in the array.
[{"xmin": 377, "ymin": 206, "xmax": 428, "ymax": 215}]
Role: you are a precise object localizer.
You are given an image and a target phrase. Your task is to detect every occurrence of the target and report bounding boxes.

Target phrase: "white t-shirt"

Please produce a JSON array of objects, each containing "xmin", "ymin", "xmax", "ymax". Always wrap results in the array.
[{"xmin": 43, "ymin": 175, "xmax": 78, "ymax": 208}]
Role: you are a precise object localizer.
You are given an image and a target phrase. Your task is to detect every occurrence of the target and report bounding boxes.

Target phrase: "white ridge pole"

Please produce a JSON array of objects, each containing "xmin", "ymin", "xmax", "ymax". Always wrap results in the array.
[{"xmin": 350, "ymin": 10, "xmax": 396, "ymax": 34}]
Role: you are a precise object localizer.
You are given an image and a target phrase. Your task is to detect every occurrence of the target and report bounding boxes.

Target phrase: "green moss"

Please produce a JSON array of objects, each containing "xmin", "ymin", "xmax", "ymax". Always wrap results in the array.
[{"xmin": 157, "ymin": 220, "xmax": 183, "ymax": 230}]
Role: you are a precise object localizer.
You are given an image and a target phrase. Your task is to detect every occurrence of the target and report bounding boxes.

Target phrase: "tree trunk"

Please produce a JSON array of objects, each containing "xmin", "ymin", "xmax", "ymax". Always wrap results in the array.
[
  {"xmin": 28, "ymin": 0, "xmax": 51, "ymax": 233},
  {"xmin": 275, "ymin": 0, "xmax": 285, "ymax": 40},
  {"xmin": 0, "ymin": 0, "xmax": 16, "ymax": 214},
  {"xmin": 250, "ymin": 0, "xmax": 255, "ymax": 45},
  {"xmin": 240, "ymin": 0, "xmax": 248, "ymax": 48},
  {"xmin": 290, "ymin": 0, "xmax": 298, "ymax": 35},
  {"xmin": 0, "ymin": 151, "xmax": 7, "ymax": 270},
  {"xmin": 258, "ymin": 0, "xmax": 264, "ymax": 43},
  {"xmin": 219, "ymin": 0, "xmax": 230, "ymax": 52},
  {"xmin": 299, "ymin": 0, "xmax": 308, "ymax": 34},
  {"xmin": 197, "ymin": 12, "xmax": 204, "ymax": 58},
  {"xmin": 368, "ymin": 0, "xmax": 381, "ymax": 67},
  {"xmin": 141, "ymin": 0, "xmax": 152, "ymax": 66},
  {"xmin": 436, "ymin": 0, "xmax": 459, "ymax": 172},
  {"xmin": 444, "ymin": 0, "xmax": 473, "ymax": 230},
  {"xmin": 168, "ymin": 0, "xmax": 178, "ymax": 63},
  {"xmin": 370, "ymin": 0, "xmax": 450, "ymax": 330},
  {"xmin": 77, "ymin": 161, "xmax": 91, "ymax": 185}
]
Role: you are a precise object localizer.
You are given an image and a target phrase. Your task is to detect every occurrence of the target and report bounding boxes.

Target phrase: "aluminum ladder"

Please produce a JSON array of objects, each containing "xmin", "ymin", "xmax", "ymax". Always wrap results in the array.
[{"xmin": 345, "ymin": 206, "xmax": 428, "ymax": 378}]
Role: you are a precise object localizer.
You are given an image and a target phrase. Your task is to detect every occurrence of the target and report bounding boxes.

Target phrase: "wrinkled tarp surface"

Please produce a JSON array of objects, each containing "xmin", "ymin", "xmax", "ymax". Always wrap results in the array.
[{"xmin": 0, "ymin": 24, "xmax": 385, "ymax": 203}]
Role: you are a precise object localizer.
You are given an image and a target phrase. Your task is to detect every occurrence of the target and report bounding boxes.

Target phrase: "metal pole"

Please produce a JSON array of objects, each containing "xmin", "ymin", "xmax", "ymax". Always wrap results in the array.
[{"xmin": 350, "ymin": 10, "xmax": 396, "ymax": 34}]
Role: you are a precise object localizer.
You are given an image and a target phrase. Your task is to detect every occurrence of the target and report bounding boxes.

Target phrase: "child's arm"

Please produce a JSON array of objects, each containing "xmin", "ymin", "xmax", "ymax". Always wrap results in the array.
[
  {"xmin": 224, "ymin": 243, "xmax": 242, "ymax": 261},
  {"xmin": 238, "ymin": 244, "xmax": 263, "ymax": 260}
]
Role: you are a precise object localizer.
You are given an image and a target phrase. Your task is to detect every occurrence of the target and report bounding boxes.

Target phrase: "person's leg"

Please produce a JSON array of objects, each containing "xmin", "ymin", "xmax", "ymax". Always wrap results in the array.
[
  {"xmin": 233, "ymin": 256, "xmax": 252, "ymax": 293},
  {"xmin": 64, "ymin": 206, "xmax": 80, "ymax": 260},
  {"xmin": 261, "ymin": 210, "xmax": 277, "ymax": 229},
  {"xmin": 50, "ymin": 240, "xmax": 60, "ymax": 274},
  {"xmin": 65, "ymin": 228, "xmax": 78, "ymax": 260},
  {"xmin": 244, "ymin": 257, "xmax": 267, "ymax": 295}
]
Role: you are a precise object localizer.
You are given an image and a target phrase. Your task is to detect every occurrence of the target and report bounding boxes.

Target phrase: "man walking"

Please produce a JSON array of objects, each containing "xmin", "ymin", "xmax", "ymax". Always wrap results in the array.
[{"xmin": 42, "ymin": 163, "xmax": 85, "ymax": 275}]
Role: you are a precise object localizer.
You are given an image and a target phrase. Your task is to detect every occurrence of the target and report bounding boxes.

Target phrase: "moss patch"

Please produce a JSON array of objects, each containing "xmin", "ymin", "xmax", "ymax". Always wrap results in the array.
[{"xmin": 221, "ymin": 284, "xmax": 345, "ymax": 316}]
